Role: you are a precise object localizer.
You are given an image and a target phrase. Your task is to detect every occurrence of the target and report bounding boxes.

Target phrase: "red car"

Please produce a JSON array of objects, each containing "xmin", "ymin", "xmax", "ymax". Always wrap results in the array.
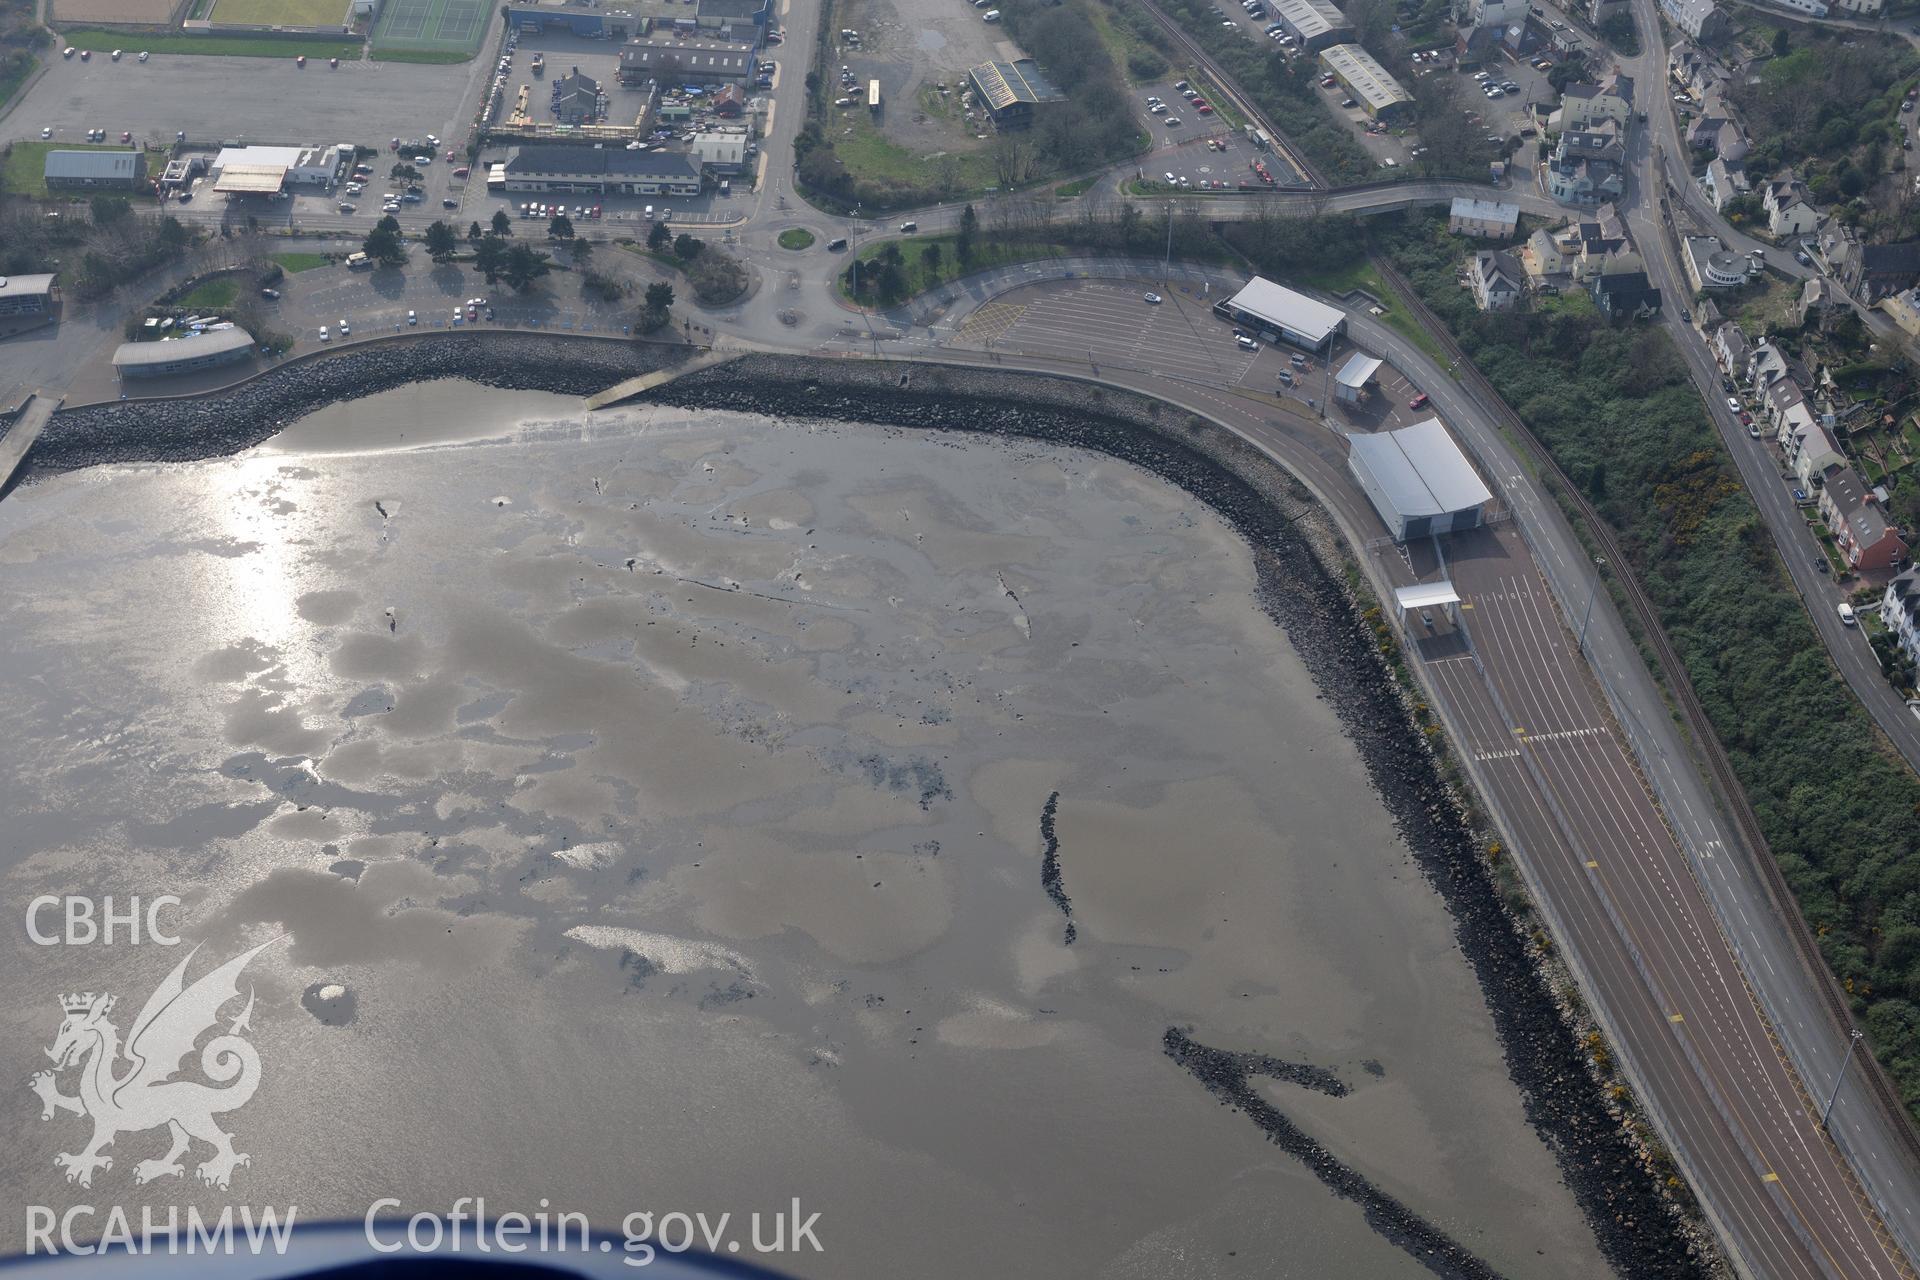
[
  {"xmin": 452, "ymin": 166, "xmax": 470, "ymax": 177},
  {"xmin": 1738, "ymin": 410, "xmax": 1753, "ymax": 426},
  {"xmin": 446, "ymin": 149, "xmax": 456, "ymax": 161},
  {"xmin": 1409, "ymin": 393, "xmax": 1429, "ymax": 410}
]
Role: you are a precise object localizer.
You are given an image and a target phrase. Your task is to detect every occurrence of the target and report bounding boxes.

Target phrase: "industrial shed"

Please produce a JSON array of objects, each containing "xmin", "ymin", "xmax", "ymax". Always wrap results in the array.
[
  {"xmin": 1346, "ymin": 418, "xmax": 1491, "ymax": 541},
  {"xmin": 1213, "ymin": 276, "xmax": 1345, "ymax": 351},
  {"xmin": 44, "ymin": 149, "xmax": 146, "ymax": 191}
]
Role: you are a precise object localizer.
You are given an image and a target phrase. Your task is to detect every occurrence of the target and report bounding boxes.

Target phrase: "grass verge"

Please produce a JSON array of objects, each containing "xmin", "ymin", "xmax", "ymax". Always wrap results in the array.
[
  {"xmin": 59, "ymin": 28, "xmax": 361, "ymax": 58},
  {"xmin": 776, "ymin": 227, "xmax": 815, "ymax": 250}
]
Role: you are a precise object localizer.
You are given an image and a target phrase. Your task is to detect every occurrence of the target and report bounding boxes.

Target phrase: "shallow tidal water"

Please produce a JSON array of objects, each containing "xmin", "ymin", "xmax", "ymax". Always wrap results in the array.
[{"xmin": 0, "ymin": 382, "xmax": 1613, "ymax": 1277}]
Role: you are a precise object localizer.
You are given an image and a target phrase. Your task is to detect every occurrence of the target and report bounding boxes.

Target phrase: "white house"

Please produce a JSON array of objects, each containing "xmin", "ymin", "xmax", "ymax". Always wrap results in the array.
[
  {"xmin": 1471, "ymin": 250, "xmax": 1524, "ymax": 311},
  {"xmin": 1763, "ymin": 178, "xmax": 1819, "ymax": 239}
]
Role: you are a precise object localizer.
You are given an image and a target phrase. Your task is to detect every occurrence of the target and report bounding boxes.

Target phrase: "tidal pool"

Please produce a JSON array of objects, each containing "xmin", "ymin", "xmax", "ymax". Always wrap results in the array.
[{"xmin": 0, "ymin": 383, "xmax": 1614, "ymax": 1277}]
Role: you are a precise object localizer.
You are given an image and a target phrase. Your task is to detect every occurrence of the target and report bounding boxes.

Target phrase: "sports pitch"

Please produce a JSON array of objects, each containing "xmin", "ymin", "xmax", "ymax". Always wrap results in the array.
[
  {"xmin": 208, "ymin": 0, "xmax": 351, "ymax": 26},
  {"xmin": 371, "ymin": 0, "xmax": 488, "ymax": 54}
]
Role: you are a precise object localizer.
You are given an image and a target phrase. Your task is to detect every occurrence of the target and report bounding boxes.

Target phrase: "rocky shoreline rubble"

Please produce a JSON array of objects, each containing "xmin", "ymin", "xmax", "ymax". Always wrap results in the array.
[{"xmin": 17, "ymin": 334, "xmax": 686, "ymax": 480}]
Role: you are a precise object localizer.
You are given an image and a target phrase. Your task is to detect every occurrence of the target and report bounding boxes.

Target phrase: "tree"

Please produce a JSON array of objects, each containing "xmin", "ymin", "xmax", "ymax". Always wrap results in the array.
[
  {"xmin": 502, "ymin": 242, "xmax": 552, "ymax": 292},
  {"xmin": 920, "ymin": 241, "xmax": 942, "ymax": 280},
  {"xmin": 473, "ymin": 234, "xmax": 509, "ymax": 282},
  {"xmin": 639, "ymin": 280, "xmax": 675, "ymax": 333},
  {"xmin": 376, "ymin": 214, "xmax": 401, "ymax": 235},
  {"xmin": 548, "ymin": 212, "xmax": 575, "ymax": 240},
  {"xmin": 673, "ymin": 233, "xmax": 702, "ymax": 260},
  {"xmin": 491, "ymin": 209, "xmax": 512, "ymax": 237},
  {"xmin": 957, "ymin": 203, "xmax": 978, "ymax": 266},
  {"xmin": 390, "ymin": 162, "xmax": 420, "ymax": 182},
  {"xmin": 363, "ymin": 223, "xmax": 407, "ymax": 267},
  {"xmin": 469, "ymin": 220, "xmax": 484, "ymax": 241},
  {"xmin": 570, "ymin": 235, "xmax": 594, "ymax": 267},
  {"xmin": 424, "ymin": 220, "xmax": 457, "ymax": 261},
  {"xmin": 89, "ymin": 195, "xmax": 132, "ymax": 225},
  {"xmin": 648, "ymin": 221, "xmax": 672, "ymax": 251},
  {"xmin": 1772, "ymin": 27, "xmax": 1790, "ymax": 58}
]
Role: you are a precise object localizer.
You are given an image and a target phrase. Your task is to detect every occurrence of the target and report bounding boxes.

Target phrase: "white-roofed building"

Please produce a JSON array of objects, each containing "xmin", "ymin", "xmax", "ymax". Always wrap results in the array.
[
  {"xmin": 1333, "ymin": 352, "xmax": 1382, "ymax": 403},
  {"xmin": 209, "ymin": 144, "xmax": 349, "ymax": 194},
  {"xmin": 1213, "ymin": 277, "xmax": 1345, "ymax": 351},
  {"xmin": 1347, "ymin": 419, "xmax": 1492, "ymax": 541}
]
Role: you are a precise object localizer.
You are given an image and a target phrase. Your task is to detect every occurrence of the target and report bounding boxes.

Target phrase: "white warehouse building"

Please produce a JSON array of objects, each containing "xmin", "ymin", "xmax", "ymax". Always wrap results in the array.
[
  {"xmin": 1347, "ymin": 418, "xmax": 1492, "ymax": 542},
  {"xmin": 1213, "ymin": 276, "xmax": 1346, "ymax": 352}
]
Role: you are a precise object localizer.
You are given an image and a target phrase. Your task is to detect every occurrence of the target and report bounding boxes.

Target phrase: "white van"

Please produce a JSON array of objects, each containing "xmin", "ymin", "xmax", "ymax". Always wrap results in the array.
[
  {"xmin": 982, "ymin": 7, "xmax": 1000, "ymax": 18},
  {"xmin": 1837, "ymin": 602, "xmax": 1857, "ymax": 627}
]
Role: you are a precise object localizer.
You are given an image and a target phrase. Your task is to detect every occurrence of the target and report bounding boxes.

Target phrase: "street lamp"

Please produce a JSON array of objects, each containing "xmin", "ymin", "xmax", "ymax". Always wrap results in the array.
[
  {"xmin": 1579, "ymin": 555, "xmax": 1608, "ymax": 653},
  {"xmin": 1820, "ymin": 1029, "xmax": 1866, "ymax": 1131}
]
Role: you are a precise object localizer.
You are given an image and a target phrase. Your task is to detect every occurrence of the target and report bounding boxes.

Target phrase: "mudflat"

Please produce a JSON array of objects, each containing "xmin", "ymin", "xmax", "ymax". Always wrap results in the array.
[{"xmin": 0, "ymin": 386, "xmax": 1612, "ymax": 1277}]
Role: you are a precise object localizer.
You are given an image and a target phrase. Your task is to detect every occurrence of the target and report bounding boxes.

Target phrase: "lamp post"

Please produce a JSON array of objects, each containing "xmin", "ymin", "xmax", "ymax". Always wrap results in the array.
[
  {"xmin": 1579, "ymin": 555, "xmax": 1607, "ymax": 654},
  {"xmin": 1820, "ymin": 1029, "xmax": 1866, "ymax": 1131}
]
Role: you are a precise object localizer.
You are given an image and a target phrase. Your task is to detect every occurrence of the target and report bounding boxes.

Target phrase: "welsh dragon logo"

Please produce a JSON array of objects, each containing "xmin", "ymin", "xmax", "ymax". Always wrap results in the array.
[{"xmin": 28, "ymin": 940, "xmax": 279, "ymax": 1191}]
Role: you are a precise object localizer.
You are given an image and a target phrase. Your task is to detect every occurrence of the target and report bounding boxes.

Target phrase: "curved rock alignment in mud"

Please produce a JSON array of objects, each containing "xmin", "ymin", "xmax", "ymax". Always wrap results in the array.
[
  {"xmin": 1038, "ymin": 791, "xmax": 1075, "ymax": 946},
  {"xmin": 1162, "ymin": 1029, "xmax": 1511, "ymax": 1278},
  {"xmin": 642, "ymin": 355, "xmax": 1716, "ymax": 1280}
]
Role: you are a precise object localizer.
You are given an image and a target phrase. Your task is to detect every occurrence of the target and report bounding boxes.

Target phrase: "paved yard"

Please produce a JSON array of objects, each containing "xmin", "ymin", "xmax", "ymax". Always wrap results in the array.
[{"xmin": 3, "ymin": 50, "xmax": 484, "ymax": 151}]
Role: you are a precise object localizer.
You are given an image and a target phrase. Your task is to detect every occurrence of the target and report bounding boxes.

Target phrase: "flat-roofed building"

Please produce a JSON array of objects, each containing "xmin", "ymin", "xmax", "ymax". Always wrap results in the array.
[
  {"xmin": 1318, "ymin": 44, "xmax": 1413, "ymax": 121},
  {"xmin": 1213, "ymin": 276, "xmax": 1345, "ymax": 351},
  {"xmin": 1347, "ymin": 419, "xmax": 1492, "ymax": 542},
  {"xmin": 209, "ymin": 144, "xmax": 348, "ymax": 195},
  {"xmin": 44, "ymin": 149, "xmax": 146, "ymax": 191},
  {"xmin": 1272, "ymin": 0, "xmax": 1353, "ymax": 51},
  {"xmin": 967, "ymin": 59, "xmax": 1067, "ymax": 126},
  {"xmin": 502, "ymin": 144, "xmax": 705, "ymax": 196},
  {"xmin": 505, "ymin": 0, "xmax": 649, "ymax": 37},
  {"xmin": 618, "ymin": 37, "xmax": 756, "ymax": 85},
  {"xmin": 113, "ymin": 328, "xmax": 255, "ymax": 380},
  {"xmin": 0, "ymin": 274, "xmax": 59, "ymax": 319}
]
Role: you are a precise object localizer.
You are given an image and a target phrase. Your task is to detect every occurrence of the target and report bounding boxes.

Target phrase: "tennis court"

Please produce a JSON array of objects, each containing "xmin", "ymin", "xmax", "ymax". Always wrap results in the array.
[{"xmin": 371, "ymin": 0, "xmax": 487, "ymax": 54}]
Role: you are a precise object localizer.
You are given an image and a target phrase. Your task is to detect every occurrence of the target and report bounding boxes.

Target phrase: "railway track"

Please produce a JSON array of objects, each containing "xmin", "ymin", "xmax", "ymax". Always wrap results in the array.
[
  {"xmin": 1130, "ymin": 0, "xmax": 1327, "ymax": 190},
  {"xmin": 1371, "ymin": 251, "xmax": 1920, "ymax": 1190}
]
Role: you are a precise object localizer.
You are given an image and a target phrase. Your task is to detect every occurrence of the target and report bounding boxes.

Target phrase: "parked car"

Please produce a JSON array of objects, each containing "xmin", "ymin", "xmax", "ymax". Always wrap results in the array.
[
  {"xmin": 1235, "ymin": 334, "xmax": 1258, "ymax": 350},
  {"xmin": 1725, "ymin": 396, "xmax": 1741, "ymax": 413},
  {"xmin": 1144, "ymin": 292, "xmax": 1162, "ymax": 304},
  {"xmin": 1409, "ymin": 392, "xmax": 1429, "ymax": 410},
  {"xmin": 319, "ymin": 325, "xmax": 329, "ymax": 342},
  {"xmin": 408, "ymin": 310, "xmax": 417, "ymax": 325},
  {"xmin": 338, "ymin": 319, "xmax": 350, "ymax": 336},
  {"xmin": 260, "ymin": 287, "xmax": 280, "ymax": 300}
]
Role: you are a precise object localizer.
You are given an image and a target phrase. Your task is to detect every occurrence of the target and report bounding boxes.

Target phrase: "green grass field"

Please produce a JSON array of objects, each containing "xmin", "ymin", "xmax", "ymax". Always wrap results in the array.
[
  {"xmin": 776, "ymin": 227, "xmax": 815, "ymax": 250},
  {"xmin": 272, "ymin": 251, "xmax": 330, "ymax": 272},
  {"xmin": 60, "ymin": 28, "xmax": 362, "ymax": 58},
  {"xmin": 208, "ymin": 0, "xmax": 347, "ymax": 27},
  {"xmin": 2, "ymin": 141, "xmax": 144, "ymax": 198},
  {"xmin": 177, "ymin": 277, "xmax": 239, "ymax": 309}
]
